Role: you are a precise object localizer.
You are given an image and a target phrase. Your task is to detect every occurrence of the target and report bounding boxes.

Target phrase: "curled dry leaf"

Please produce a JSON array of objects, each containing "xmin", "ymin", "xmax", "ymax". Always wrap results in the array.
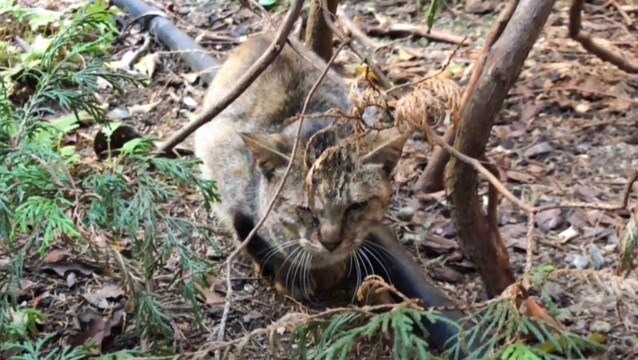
[
  {"xmin": 523, "ymin": 141, "xmax": 554, "ymax": 158},
  {"xmin": 71, "ymin": 309, "xmax": 126, "ymax": 352},
  {"xmin": 41, "ymin": 250, "xmax": 101, "ymax": 278},
  {"xmin": 394, "ymin": 77, "xmax": 462, "ymax": 134},
  {"xmin": 133, "ymin": 53, "xmax": 159, "ymax": 77},
  {"xmin": 83, "ymin": 284, "xmax": 125, "ymax": 310}
]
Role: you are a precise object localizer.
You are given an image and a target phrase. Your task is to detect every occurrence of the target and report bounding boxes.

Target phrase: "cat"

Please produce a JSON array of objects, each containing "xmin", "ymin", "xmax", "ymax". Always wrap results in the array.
[{"xmin": 194, "ymin": 32, "xmax": 408, "ymax": 299}]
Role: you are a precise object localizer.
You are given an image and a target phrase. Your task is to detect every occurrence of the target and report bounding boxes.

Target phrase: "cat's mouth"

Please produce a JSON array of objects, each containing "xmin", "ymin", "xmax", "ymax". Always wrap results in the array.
[{"xmin": 298, "ymin": 237, "xmax": 360, "ymax": 265}]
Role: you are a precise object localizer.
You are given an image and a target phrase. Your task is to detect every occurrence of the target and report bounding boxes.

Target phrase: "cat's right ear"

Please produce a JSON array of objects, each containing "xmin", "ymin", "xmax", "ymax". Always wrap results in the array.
[{"xmin": 238, "ymin": 132, "xmax": 292, "ymax": 179}]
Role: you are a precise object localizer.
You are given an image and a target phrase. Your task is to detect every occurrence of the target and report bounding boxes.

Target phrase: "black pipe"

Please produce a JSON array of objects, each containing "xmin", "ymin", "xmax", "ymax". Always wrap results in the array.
[{"xmin": 111, "ymin": 0, "xmax": 219, "ymax": 85}]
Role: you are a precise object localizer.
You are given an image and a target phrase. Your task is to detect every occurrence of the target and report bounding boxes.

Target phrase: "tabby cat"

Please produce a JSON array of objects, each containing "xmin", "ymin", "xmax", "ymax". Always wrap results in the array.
[{"xmin": 194, "ymin": 32, "xmax": 408, "ymax": 299}]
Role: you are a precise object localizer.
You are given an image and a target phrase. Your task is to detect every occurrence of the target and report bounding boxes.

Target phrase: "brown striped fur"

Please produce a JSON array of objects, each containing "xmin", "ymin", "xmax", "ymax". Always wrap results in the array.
[{"xmin": 194, "ymin": 32, "xmax": 408, "ymax": 299}]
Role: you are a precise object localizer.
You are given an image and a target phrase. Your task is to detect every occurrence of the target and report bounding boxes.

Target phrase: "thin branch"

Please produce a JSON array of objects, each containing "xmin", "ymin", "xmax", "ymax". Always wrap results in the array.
[
  {"xmin": 569, "ymin": 0, "xmax": 638, "ymax": 73},
  {"xmin": 413, "ymin": 0, "xmax": 519, "ymax": 193},
  {"xmin": 217, "ymin": 40, "xmax": 347, "ymax": 343},
  {"xmin": 155, "ymin": 0, "xmax": 305, "ymax": 154},
  {"xmin": 322, "ymin": 0, "xmax": 394, "ymax": 89},
  {"xmin": 427, "ymin": 128, "xmax": 532, "ymax": 212},
  {"xmin": 428, "ymin": 127, "xmax": 638, "ymax": 273}
]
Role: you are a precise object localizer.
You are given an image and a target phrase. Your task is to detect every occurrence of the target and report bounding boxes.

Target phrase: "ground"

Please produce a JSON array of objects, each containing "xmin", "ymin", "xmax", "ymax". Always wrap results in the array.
[{"xmin": 4, "ymin": 0, "xmax": 638, "ymax": 358}]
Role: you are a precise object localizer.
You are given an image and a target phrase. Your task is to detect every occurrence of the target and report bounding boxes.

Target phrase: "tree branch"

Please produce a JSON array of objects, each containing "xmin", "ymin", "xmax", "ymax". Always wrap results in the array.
[
  {"xmin": 155, "ymin": 0, "xmax": 304, "ymax": 154},
  {"xmin": 445, "ymin": 0, "xmax": 556, "ymax": 298},
  {"xmin": 305, "ymin": 0, "xmax": 339, "ymax": 61},
  {"xmin": 414, "ymin": 0, "xmax": 519, "ymax": 193},
  {"xmin": 569, "ymin": 0, "xmax": 638, "ymax": 73}
]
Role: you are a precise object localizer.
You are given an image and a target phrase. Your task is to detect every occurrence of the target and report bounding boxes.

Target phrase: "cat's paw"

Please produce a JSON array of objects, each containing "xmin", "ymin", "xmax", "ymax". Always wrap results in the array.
[{"xmin": 274, "ymin": 277, "xmax": 316, "ymax": 300}]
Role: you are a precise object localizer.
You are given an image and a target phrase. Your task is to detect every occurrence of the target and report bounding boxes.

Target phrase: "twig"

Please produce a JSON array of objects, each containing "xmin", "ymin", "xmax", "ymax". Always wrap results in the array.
[
  {"xmin": 320, "ymin": 0, "xmax": 394, "ymax": 90},
  {"xmin": 155, "ymin": 0, "xmax": 304, "ymax": 155},
  {"xmin": 426, "ymin": 128, "xmax": 532, "ymax": 212},
  {"xmin": 336, "ymin": 8, "xmax": 383, "ymax": 50},
  {"xmin": 385, "ymin": 36, "xmax": 468, "ymax": 95},
  {"xmin": 569, "ymin": 0, "xmax": 638, "ymax": 73},
  {"xmin": 217, "ymin": 40, "xmax": 347, "ymax": 343},
  {"xmin": 428, "ymin": 126, "xmax": 638, "ymax": 273},
  {"xmin": 366, "ymin": 22, "xmax": 470, "ymax": 46},
  {"xmin": 609, "ymin": 0, "xmax": 634, "ymax": 28}
]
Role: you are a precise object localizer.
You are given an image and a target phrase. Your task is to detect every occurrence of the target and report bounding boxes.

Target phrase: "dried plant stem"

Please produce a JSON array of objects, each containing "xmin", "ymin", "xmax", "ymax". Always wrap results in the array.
[
  {"xmin": 217, "ymin": 41, "xmax": 347, "ymax": 344},
  {"xmin": 211, "ymin": 0, "xmax": 305, "ymax": 344}
]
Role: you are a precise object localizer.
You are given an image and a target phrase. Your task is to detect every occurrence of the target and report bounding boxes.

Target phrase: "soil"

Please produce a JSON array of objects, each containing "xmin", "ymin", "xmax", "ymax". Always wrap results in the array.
[{"xmin": 6, "ymin": 0, "xmax": 638, "ymax": 359}]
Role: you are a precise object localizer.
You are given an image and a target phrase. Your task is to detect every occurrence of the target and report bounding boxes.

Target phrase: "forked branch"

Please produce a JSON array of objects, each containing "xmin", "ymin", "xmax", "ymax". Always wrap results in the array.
[
  {"xmin": 445, "ymin": 0, "xmax": 556, "ymax": 298},
  {"xmin": 569, "ymin": 0, "xmax": 638, "ymax": 73}
]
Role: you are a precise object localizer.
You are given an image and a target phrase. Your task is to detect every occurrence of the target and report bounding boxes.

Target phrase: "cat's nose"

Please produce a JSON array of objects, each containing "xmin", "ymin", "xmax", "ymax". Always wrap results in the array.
[
  {"xmin": 321, "ymin": 241, "xmax": 340, "ymax": 252},
  {"xmin": 319, "ymin": 223, "xmax": 342, "ymax": 252}
]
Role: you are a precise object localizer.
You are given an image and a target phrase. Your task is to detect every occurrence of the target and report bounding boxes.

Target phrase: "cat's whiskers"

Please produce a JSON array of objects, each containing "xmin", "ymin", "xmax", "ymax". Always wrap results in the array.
[
  {"xmin": 357, "ymin": 247, "xmax": 375, "ymax": 280},
  {"xmin": 261, "ymin": 240, "xmax": 298, "ymax": 267},
  {"xmin": 302, "ymin": 252, "xmax": 313, "ymax": 298},
  {"xmin": 361, "ymin": 243, "xmax": 392, "ymax": 283},
  {"xmin": 283, "ymin": 247, "xmax": 303, "ymax": 291},
  {"xmin": 350, "ymin": 251, "xmax": 363, "ymax": 304},
  {"xmin": 364, "ymin": 240, "xmax": 402, "ymax": 263}
]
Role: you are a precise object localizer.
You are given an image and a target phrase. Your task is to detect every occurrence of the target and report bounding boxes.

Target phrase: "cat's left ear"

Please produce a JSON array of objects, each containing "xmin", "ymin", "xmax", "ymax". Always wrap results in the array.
[
  {"xmin": 238, "ymin": 132, "xmax": 292, "ymax": 179},
  {"xmin": 360, "ymin": 128, "xmax": 409, "ymax": 175}
]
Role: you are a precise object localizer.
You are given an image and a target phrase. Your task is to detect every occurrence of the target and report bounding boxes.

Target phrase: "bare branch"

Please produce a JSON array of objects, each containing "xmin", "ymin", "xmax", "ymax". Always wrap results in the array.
[
  {"xmin": 569, "ymin": 0, "xmax": 638, "ymax": 73},
  {"xmin": 217, "ymin": 39, "xmax": 347, "ymax": 343},
  {"xmin": 155, "ymin": 0, "xmax": 305, "ymax": 154}
]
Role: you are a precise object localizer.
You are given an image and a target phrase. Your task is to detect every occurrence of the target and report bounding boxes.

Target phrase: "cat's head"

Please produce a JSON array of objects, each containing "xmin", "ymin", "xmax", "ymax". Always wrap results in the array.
[{"xmin": 239, "ymin": 126, "xmax": 408, "ymax": 263}]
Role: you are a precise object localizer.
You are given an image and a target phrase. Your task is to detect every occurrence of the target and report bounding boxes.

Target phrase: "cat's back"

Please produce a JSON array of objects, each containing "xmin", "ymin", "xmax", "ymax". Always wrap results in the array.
[
  {"xmin": 201, "ymin": 33, "xmax": 349, "ymax": 133},
  {"xmin": 194, "ymin": 32, "xmax": 350, "ymax": 230}
]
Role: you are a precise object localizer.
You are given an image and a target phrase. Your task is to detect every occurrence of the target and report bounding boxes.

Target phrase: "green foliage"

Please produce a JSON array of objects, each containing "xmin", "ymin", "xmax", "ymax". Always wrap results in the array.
[
  {"xmin": 0, "ymin": 0, "xmax": 220, "ymax": 354},
  {"xmin": 289, "ymin": 295, "xmax": 606, "ymax": 360},
  {"xmin": 451, "ymin": 299, "xmax": 606, "ymax": 359},
  {"xmin": 291, "ymin": 305, "xmax": 456, "ymax": 360},
  {"xmin": 1, "ymin": 333, "xmax": 96, "ymax": 360}
]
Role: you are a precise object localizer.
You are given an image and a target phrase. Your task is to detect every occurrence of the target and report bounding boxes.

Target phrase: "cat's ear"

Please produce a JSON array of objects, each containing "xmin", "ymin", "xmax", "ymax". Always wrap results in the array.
[
  {"xmin": 238, "ymin": 132, "xmax": 292, "ymax": 179},
  {"xmin": 360, "ymin": 128, "xmax": 409, "ymax": 175}
]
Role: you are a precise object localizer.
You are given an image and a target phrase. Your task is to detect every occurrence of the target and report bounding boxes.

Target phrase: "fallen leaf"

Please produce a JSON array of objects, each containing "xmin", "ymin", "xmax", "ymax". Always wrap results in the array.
[
  {"xmin": 83, "ymin": 284, "xmax": 125, "ymax": 310},
  {"xmin": 505, "ymin": 170, "xmax": 538, "ymax": 184},
  {"xmin": 41, "ymin": 251, "xmax": 101, "ymax": 278},
  {"xmin": 558, "ymin": 226, "xmax": 579, "ymax": 243},
  {"xmin": 133, "ymin": 53, "xmax": 159, "ymax": 77},
  {"xmin": 574, "ymin": 102, "xmax": 591, "ymax": 114},
  {"xmin": 397, "ymin": 47, "xmax": 415, "ymax": 61},
  {"xmin": 524, "ymin": 141, "xmax": 554, "ymax": 158},
  {"xmin": 71, "ymin": 309, "xmax": 126, "ymax": 352},
  {"xmin": 43, "ymin": 249, "xmax": 67, "ymax": 263},
  {"xmin": 536, "ymin": 209, "xmax": 563, "ymax": 232},
  {"xmin": 193, "ymin": 282, "xmax": 225, "ymax": 306},
  {"xmin": 431, "ymin": 266, "xmax": 464, "ymax": 283},
  {"xmin": 129, "ymin": 100, "xmax": 162, "ymax": 114}
]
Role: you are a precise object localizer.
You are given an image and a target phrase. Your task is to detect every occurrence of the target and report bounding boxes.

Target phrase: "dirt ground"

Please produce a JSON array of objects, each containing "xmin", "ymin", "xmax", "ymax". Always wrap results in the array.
[{"xmin": 9, "ymin": 0, "xmax": 638, "ymax": 358}]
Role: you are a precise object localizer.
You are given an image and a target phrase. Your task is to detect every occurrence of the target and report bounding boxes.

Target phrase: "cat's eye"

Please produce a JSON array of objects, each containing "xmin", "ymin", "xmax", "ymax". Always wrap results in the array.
[
  {"xmin": 296, "ymin": 206, "xmax": 319, "ymax": 225},
  {"xmin": 347, "ymin": 201, "xmax": 368, "ymax": 213},
  {"xmin": 296, "ymin": 206, "xmax": 312, "ymax": 215}
]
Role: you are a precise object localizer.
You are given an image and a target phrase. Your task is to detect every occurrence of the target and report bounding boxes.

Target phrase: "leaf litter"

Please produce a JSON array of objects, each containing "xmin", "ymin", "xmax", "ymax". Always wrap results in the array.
[{"xmin": 5, "ymin": 0, "xmax": 638, "ymax": 358}]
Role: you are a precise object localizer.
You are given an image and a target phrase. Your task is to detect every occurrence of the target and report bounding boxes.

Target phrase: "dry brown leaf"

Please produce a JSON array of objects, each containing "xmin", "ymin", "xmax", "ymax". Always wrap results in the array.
[
  {"xmin": 83, "ymin": 284, "xmax": 125, "ymax": 310},
  {"xmin": 505, "ymin": 170, "xmax": 538, "ymax": 184}
]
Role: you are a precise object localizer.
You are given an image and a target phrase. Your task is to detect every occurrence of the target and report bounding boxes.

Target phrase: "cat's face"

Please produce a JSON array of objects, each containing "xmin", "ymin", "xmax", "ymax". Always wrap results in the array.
[{"xmin": 240, "ymin": 127, "xmax": 408, "ymax": 264}]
